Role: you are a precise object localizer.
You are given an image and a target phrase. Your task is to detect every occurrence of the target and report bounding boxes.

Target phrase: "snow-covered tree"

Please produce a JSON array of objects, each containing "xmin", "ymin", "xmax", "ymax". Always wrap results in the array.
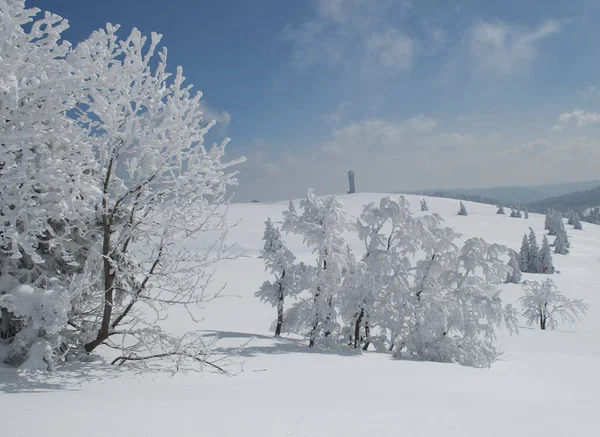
[
  {"xmin": 519, "ymin": 234, "xmax": 530, "ymax": 273},
  {"xmin": 391, "ymin": 237, "xmax": 517, "ymax": 368},
  {"xmin": 0, "ymin": 0, "xmax": 100, "ymax": 368},
  {"xmin": 510, "ymin": 208, "xmax": 519, "ymax": 218},
  {"xmin": 65, "ymin": 22, "xmax": 244, "ymax": 365},
  {"xmin": 506, "ymin": 251, "xmax": 522, "ymax": 283},
  {"xmin": 282, "ymin": 193, "xmax": 517, "ymax": 367},
  {"xmin": 282, "ymin": 189, "xmax": 351, "ymax": 347},
  {"xmin": 255, "ymin": 219, "xmax": 306, "ymax": 336},
  {"xmin": 420, "ymin": 198, "xmax": 429, "ymax": 212},
  {"xmin": 516, "ymin": 205, "xmax": 523, "ymax": 219},
  {"xmin": 520, "ymin": 279, "xmax": 588, "ymax": 330},
  {"xmin": 567, "ymin": 211, "xmax": 575, "ymax": 225},
  {"xmin": 539, "ymin": 235, "xmax": 554, "ymax": 274},
  {"xmin": 288, "ymin": 200, "xmax": 297, "ymax": 214},
  {"xmin": 458, "ymin": 201, "xmax": 468, "ymax": 216},
  {"xmin": 554, "ymin": 225, "xmax": 570, "ymax": 255},
  {"xmin": 527, "ymin": 228, "xmax": 541, "ymax": 273},
  {"xmin": 523, "ymin": 206, "xmax": 529, "ymax": 219},
  {"xmin": 572, "ymin": 213, "xmax": 583, "ymax": 230},
  {"xmin": 496, "ymin": 205, "xmax": 505, "ymax": 215},
  {"xmin": 546, "ymin": 210, "xmax": 563, "ymax": 236},
  {"xmin": 357, "ymin": 197, "xmax": 516, "ymax": 367}
]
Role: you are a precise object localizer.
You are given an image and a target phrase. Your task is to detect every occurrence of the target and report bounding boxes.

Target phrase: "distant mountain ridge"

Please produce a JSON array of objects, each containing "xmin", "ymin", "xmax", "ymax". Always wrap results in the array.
[
  {"xmin": 408, "ymin": 180, "xmax": 600, "ymax": 205},
  {"xmin": 527, "ymin": 185, "xmax": 600, "ymax": 214}
]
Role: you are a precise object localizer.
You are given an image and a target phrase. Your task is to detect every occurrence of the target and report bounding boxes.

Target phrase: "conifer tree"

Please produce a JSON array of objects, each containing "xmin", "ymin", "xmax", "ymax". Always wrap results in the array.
[
  {"xmin": 539, "ymin": 235, "xmax": 554, "ymax": 274},
  {"xmin": 288, "ymin": 200, "xmax": 297, "ymax": 214},
  {"xmin": 572, "ymin": 213, "xmax": 583, "ymax": 230},
  {"xmin": 516, "ymin": 204, "xmax": 523, "ymax": 219},
  {"xmin": 554, "ymin": 225, "xmax": 570, "ymax": 255},
  {"xmin": 544, "ymin": 209, "xmax": 552, "ymax": 230},
  {"xmin": 458, "ymin": 201, "xmax": 468, "ymax": 216},
  {"xmin": 497, "ymin": 205, "xmax": 505, "ymax": 215},
  {"xmin": 420, "ymin": 198, "xmax": 429, "ymax": 212},
  {"xmin": 510, "ymin": 208, "xmax": 519, "ymax": 218},
  {"xmin": 527, "ymin": 228, "xmax": 541, "ymax": 273},
  {"xmin": 523, "ymin": 206, "xmax": 529, "ymax": 219},
  {"xmin": 519, "ymin": 233, "xmax": 530, "ymax": 273}
]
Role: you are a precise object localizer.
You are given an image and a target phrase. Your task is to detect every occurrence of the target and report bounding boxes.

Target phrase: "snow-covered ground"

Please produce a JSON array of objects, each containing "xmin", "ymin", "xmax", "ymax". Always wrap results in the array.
[{"xmin": 2, "ymin": 193, "xmax": 599, "ymax": 436}]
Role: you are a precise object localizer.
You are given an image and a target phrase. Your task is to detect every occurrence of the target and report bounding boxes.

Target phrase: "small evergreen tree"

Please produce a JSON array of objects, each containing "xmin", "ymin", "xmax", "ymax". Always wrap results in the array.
[
  {"xmin": 458, "ymin": 201, "xmax": 468, "ymax": 216},
  {"xmin": 572, "ymin": 213, "xmax": 583, "ymax": 230},
  {"xmin": 519, "ymin": 233, "xmax": 530, "ymax": 273},
  {"xmin": 547, "ymin": 210, "xmax": 563, "ymax": 236},
  {"xmin": 523, "ymin": 206, "xmax": 529, "ymax": 219},
  {"xmin": 539, "ymin": 235, "xmax": 554, "ymax": 274},
  {"xmin": 567, "ymin": 211, "xmax": 575, "ymax": 225},
  {"xmin": 288, "ymin": 200, "xmax": 297, "ymax": 214},
  {"xmin": 516, "ymin": 204, "xmax": 523, "ymax": 219},
  {"xmin": 520, "ymin": 279, "xmax": 588, "ymax": 330},
  {"xmin": 420, "ymin": 198, "xmax": 429, "ymax": 212},
  {"xmin": 510, "ymin": 208, "xmax": 519, "ymax": 218},
  {"xmin": 554, "ymin": 225, "xmax": 570, "ymax": 255},
  {"xmin": 496, "ymin": 205, "xmax": 505, "ymax": 215}
]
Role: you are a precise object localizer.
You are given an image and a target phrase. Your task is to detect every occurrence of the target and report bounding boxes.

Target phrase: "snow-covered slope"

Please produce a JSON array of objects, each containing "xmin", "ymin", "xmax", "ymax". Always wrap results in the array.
[{"xmin": 2, "ymin": 193, "xmax": 600, "ymax": 436}]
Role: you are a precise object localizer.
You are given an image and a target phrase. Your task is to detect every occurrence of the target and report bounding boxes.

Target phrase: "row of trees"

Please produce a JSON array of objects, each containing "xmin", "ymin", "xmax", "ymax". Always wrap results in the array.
[
  {"xmin": 0, "ymin": 1, "xmax": 242, "ymax": 370},
  {"xmin": 518, "ymin": 229, "xmax": 554, "ymax": 274},
  {"xmin": 497, "ymin": 204, "xmax": 529, "ymax": 218},
  {"xmin": 257, "ymin": 191, "xmax": 519, "ymax": 368}
]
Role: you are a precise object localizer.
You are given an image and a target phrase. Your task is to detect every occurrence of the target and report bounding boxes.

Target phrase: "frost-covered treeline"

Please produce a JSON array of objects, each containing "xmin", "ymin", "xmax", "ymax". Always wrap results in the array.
[
  {"xmin": 258, "ymin": 191, "xmax": 518, "ymax": 368},
  {"xmin": 0, "ymin": 0, "xmax": 243, "ymax": 370}
]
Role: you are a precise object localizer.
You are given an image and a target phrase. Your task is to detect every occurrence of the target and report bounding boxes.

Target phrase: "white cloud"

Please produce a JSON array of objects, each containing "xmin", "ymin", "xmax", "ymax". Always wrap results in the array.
[
  {"xmin": 366, "ymin": 28, "xmax": 415, "ymax": 72},
  {"xmin": 552, "ymin": 109, "xmax": 600, "ymax": 131},
  {"xmin": 320, "ymin": 116, "xmax": 437, "ymax": 155},
  {"xmin": 198, "ymin": 102, "xmax": 231, "ymax": 127},
  {"xmin": 234, "ymin": 115, "xmax": 600, "ymax": 202},
  {"xmin": 469, "ymin": 20, "xmax": 561, "ymax": 76},
  {"xmin": 284, "ymin": 0, "xmax": 416, "ymax": 75},
  {"xmin": 578, "ymin": 85, "xmax": 600, "ymax": 100},
  {"xmin": 500, "ymin": 139, "xmax": 552, "ymax": 158}
]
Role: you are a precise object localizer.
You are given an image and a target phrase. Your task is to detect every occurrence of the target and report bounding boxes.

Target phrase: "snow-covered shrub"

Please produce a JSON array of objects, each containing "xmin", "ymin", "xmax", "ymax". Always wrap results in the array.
[
  {"xmin": 506, "ymin": 251, "xmax": 522, "ymax": 283},
  {"xmin": 520, "ymin": 279, "xmax": 588, "ymax": 330}
]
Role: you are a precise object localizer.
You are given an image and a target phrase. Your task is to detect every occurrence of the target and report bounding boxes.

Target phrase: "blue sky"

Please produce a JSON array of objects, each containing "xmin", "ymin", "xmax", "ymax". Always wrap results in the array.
[{"xmin": 34, "ymin": 0, "xmax": 600, "ymax": 201}]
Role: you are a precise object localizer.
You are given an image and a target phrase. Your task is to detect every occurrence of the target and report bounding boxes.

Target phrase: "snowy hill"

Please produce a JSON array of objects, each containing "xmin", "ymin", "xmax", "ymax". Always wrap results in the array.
[{"xmin": 3, "ymin": 193, "xmax": 600, "ymax": 437}]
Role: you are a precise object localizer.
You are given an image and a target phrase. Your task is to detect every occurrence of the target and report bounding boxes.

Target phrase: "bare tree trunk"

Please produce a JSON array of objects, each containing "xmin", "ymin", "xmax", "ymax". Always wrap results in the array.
[
  {"xmin": 84, "ymin": 223, "xmax": 115, "ymax": 352},
  {"xmin": 85, "ymin": 160, "xmax": 115, "ymax": 353},
  {"xmin": 362, "ymin": 317, "xmax": 370, "ymax": 351},
  {"xmin": 275, "ymin": 281, "xmax": 284, "ymax": 337},
  {"xmin": 0, "ymin": 308, "xmax": 11, "ymax": 340},
  {"xmin": 353, "ymin": 308, "xmax": 364, "ymax": 349}
]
